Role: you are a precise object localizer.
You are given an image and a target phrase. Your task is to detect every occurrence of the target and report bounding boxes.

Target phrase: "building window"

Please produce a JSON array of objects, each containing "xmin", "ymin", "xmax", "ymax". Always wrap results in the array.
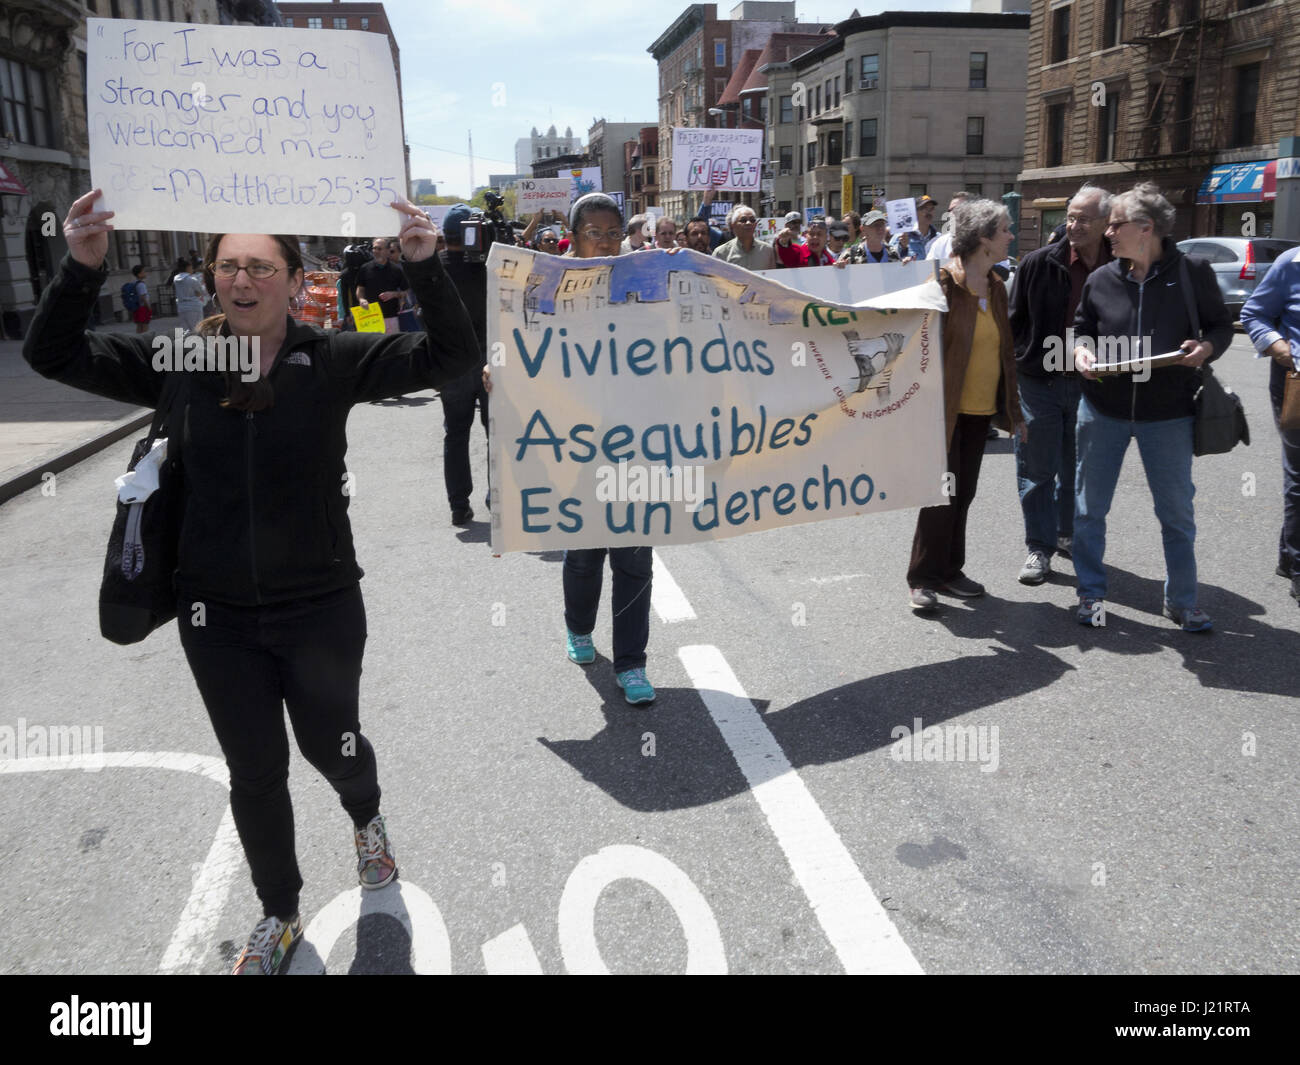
[
  {"xmin": 909, "ymin": 184, "xmax": 926, "ymax": 199},
  {"xmin": 860, "ymin": 54, "xmax": 879, "ymax": 90},
  {"xmin": 859, "ymin": 118, "xmax": 877, "ymax": 156},
  {"xmin": 333, "ymin": 17, "xmax": 347, "ymax": 29},
  {"xmin": 966, "ymin": 116, "xmax": 985, "ymax": 155},
  {"xmin": 827, "ymin": 130, "xmax": 842, "ymax": 166},
  {"xmin": 1097, "ymin": 91, "xmax": 1119, "ymax": 161},
  {"xmin": 284, "ymin": 16, "xmax": 292, "ymax": 25},
  {"xmin": 845, "ymin": 58, "xmax": 853, "ymax": 91},
  {"xmin": 808, "ymin": 141, "xmax": 817, "ymax": 168},
  {"xmin": 1173, "ymin": 76, "xmax": 1194, "ymax": 152},
  {"xmin": 1232, "ymin": 63, "xmax": 1260, "ymax": 147},
  {"xmin": 645, "ymin": 166, "xmax": 655, "ymax": 185},
  {"xmin": 814, "ymin": 85, "xmax": 821, "ymax": 114},
  {"xmin": 308, "ymin": 16, "xmax": 322, "ymax": 29},
  {"xmin": 361, "ymin": 17, "xmax": 369, "ymax": 29},
  {"xmin": 1144, "ymin": 84, "xmax": 1164, "ymax": 154},
  {"xmin": 798, "ymin": 144, "xmax": 804, "ymax": 175},
  {"xmin": 0, "ymin": 59, "xmax": 53, "ymax": 148},
  {"xmin": 714, "ymin": 39, "xmax": 726, "ymax": 67},
  {"xmin": 970, "ymin": 52, "xmax": 987, "ymax": 89},
  {"xmin": 779, "ymin": 145, "xmax": 793, "ymax": 174},
  {"xmin": 1102, "ymin": 0, "xmax": 1123, "ymax": 49},
  {"xmin": 1050, "ymin": 6, "xmax": 1070, "ymax": 64},
  {"xmin": 780, "ymin": 95, "xmax": 793, "ymax": 123},
  {"xmin": 1046, "ymin": 102, "xmax": 1067, "ymax": 166},
  {"xmin": 844, "ymin": 122, "xmax": 852, "ymax": 157}
]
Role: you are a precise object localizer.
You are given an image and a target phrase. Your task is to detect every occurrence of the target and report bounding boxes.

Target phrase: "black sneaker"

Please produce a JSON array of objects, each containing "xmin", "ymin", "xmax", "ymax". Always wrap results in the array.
[
  {"xmin": 937, "ymin": 575, "xmax": 985, "ymax": 599},
  {"xmin": 1279, "ymin": 558, "xmax": 1293, "ymax": 579},
  {"xmin": 1291, "ymin": 575, "xmax": 1300, "ymax": 604},
  {"xmin": 451, "ymin": 507, "xmax": 474, "ymax": 526}
]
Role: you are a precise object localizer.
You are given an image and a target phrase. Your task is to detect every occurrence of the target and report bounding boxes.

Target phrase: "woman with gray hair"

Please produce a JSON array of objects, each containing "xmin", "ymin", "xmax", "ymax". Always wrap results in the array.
[
  {"xmin": 1072, "ymin": 182, "xmax": 1233, "ymax": 630},
  {"xmin": 908, "ymin": 199, "xmax": 1026, "ymax": 611}
]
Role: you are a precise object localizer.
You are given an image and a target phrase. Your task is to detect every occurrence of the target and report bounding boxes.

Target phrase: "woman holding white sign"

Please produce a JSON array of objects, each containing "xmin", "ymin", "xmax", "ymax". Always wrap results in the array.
[{"xmin": 24, "ymin": 189, "xmax": 480, "ymax": 974}]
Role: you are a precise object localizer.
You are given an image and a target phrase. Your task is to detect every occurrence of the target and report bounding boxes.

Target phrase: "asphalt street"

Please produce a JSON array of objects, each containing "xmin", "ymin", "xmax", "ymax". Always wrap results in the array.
[{"xmin": 1, "ymin": 334, "xmax": 1296, "ymax": 975}]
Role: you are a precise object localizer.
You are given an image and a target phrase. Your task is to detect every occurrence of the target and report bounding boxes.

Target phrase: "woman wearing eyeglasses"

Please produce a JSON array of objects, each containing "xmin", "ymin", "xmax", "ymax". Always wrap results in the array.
[
  {"xmin": 22, "ymin": 189, "xmax": 480, "ymax": 974},
  {"xmin": 1071, "ymin": 182, "xmax": 1233, "ymax": 631}
]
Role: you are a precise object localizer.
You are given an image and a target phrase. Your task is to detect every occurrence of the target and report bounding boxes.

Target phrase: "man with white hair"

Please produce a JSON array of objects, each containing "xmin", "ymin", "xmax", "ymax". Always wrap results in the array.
[
  {"xmin": 712, "ymin": 205, "xmax": 777, "ymax": 270},
  {"xmin": 1008, "ymin": 184, "xmax": 1114, "ymax": 584},
  {"xmin": 926, "ymin": 191, "xmax": 976, "ymax": 263}
]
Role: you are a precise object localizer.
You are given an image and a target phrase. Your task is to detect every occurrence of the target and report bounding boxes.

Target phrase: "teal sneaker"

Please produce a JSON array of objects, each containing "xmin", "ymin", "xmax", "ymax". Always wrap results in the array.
[
  {"xmin": 566, "ymin": 629, "xmax": 595, "ymax": 664},
  {"xmin": 616, "ymin": 668, "xmax": 655, "ymax": 705}
]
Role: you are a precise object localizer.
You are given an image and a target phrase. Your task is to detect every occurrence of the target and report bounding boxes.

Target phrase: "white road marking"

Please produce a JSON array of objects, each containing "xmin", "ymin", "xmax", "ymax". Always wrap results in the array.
[
  {"xmin": 808, "ymin": 573, "xmax": 870, "ymax": 585},
  {"xmin": 0, "ymin": 751, "xmax": 241, "ymax": 975},
  {"xmin": 289, "ymin": 881, "xmax": 452, "ymax": 975},
  {"xmin": 481, "ymin": 923, "xmax": 544, "ymax": 974},
  {"xmin": 558, "ymin": 844, "xmax": 727, "ymax": 974},
  {"xmin": 651, "ymin": 549, "xmax": 697, "ymax": 622},
  {"xmin": 677, "ymin": 645, "xmax": 925, "ymax": 975}
]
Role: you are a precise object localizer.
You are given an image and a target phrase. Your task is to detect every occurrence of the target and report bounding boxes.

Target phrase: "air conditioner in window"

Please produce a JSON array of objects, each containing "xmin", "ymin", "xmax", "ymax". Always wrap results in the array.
[
  {"xmin": 859, "ymin": 76, "xmax": 878, "ymax": 90},
  {"xmin": 779, "ymin": 167, "xmax": 792, "ymax": 176}
]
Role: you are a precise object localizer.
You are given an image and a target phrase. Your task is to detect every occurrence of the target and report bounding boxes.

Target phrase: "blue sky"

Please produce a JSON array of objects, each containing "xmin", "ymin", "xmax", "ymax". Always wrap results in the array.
[{"xmin": 388, "ymin": 0, "xmax": 974, "ymax": 198}]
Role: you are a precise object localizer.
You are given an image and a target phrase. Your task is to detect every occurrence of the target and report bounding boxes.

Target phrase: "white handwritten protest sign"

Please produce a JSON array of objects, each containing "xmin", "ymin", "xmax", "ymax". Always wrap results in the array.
[
  {"xmin": 886, "ymin": 198, "xmax": 918, "ymax": 237},
  {"xmin": 486, "ymin": 247, "xmax": 949, "ymax": 553},
  {"xmin": 755, "ymin": 217, "xmax": 780, "ymax": 240},
  {"xmin": 87, "ymin": 19, "xmax": 405, "ymax": 236},
  {"xmin": 670, "ymin": 128, "xmax": 763, "ymax": 192},
  {"xmin": 518, "ymin": 178, "xmax": 570, "ymax": 214}
]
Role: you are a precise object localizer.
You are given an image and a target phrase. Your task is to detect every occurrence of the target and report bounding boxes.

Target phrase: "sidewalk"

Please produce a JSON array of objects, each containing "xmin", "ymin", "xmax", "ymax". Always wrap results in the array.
[{"xmin": 0, "ymin": 315, "xmax": 184, "ymax": 504}]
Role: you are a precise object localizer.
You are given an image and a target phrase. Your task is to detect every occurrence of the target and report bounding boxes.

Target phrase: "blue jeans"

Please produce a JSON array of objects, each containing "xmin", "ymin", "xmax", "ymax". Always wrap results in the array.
[
  {"xmin": 1014, "ymin": 373, "xmax": 1081, "ymax": 552},
  {"xmin": 1270, "ymin": 359, "xmax": 1300, "ymax": 574},
  {"xmin": 563, "ymin": 547, "xmax": 653, "ymax": 673},
  {"xmin": 1073, "ymin": 396, "xmax": 1198, "ymax": 609}
]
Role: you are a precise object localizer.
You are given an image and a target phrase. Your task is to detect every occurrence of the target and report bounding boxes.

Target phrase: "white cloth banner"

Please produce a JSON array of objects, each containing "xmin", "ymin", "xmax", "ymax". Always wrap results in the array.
[
  {"xmin": 517, "ymin": 178, "xmax": 571, "ymax": 214},
  {"xmin": 670, "ymin": 128, "xmax": 764, "ymax": 192},
  {"xmin": 487, "ymin": 248, "xmax": 950, "ymax": 553},
  {"xmin": 87, "ymin": 19, "xmax": 406, "ymax": 235}
]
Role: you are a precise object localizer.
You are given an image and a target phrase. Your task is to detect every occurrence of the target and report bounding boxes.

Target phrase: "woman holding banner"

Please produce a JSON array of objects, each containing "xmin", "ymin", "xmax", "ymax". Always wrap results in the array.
[
  {"xmin": 908, "ymin": 198, "xmax": 1025, "ymax": 612},
  {"xmin": 24, "ymin": 189, "xmax": 480, "ymax": 974}
]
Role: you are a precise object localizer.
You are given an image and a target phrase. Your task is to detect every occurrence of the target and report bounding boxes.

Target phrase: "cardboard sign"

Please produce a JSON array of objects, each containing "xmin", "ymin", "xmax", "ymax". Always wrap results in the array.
[
  {"xmin": 568, "ymin": 167, "xmax": 602, "ymax": 203},
  {"xmin": 670, "ymin": 128, "xmax": 763, "ymax": 192},
  {"xmin": 886, "ymin": 198, "xmax": 918, "ymax": 236},
  {"xmin": 87, "ymin": 18, "xmax": 406, "ymax": 236},
  {"xmin": 486, "ymin": 246, "xmax": 949, "ymax": 553},
  {"xmin": 350, "ymin": 302, "xmax": 385, "ymax": 332},
  {"xmin": 518, "ymin": 178, "xmax": 571, "ymax": 214}
]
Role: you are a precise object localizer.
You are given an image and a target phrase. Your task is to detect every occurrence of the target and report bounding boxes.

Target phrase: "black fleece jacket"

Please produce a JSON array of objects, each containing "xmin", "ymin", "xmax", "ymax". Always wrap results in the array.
[
  {"xmin": 1073, "ymin": 239, "xmax": 1233, "ymax": 422},
  {"xmin": 24, "ymin": 253, "xmax": 479, "ymax": 606}
]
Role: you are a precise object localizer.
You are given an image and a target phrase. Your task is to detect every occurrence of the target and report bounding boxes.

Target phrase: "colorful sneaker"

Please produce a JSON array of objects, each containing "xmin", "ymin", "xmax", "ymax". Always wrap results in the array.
[
  {"xmin": 232, "ymin": 913, "xmax": 302, "ymax": 975},
  {"xmin": 616, "ymin": 668, "xmax": 655, "ymax": 705},
  {"xmin": 355, "ymin": 814, "xmax": 398, "ymax": 890},
  {"xmin": 566, "ymin": 629, "xmax": 595, "ymax": 664},
  {"xmin": 1164, "ymin": 603, "xmax": 1213, "ymax": 632},
  {"xmin": 1076, "ymin": 597, "xmax": 1105, "ymax": 627}
]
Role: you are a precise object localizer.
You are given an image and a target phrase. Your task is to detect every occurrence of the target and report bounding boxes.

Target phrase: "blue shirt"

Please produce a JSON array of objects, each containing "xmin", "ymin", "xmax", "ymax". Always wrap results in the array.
[{"xmin": 1241, "ymin": 246, "xmax": 1300, "ymax": 369}]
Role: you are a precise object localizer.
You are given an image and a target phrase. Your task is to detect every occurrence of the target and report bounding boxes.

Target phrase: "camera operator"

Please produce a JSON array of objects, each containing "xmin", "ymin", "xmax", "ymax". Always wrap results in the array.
[
  {"xmin": 437, "ymin": 204, "xmax": 490, "ymax": 526},
  {"xmin": 355, "ymin": 236, "xmax": 408, "ymax": 333}
]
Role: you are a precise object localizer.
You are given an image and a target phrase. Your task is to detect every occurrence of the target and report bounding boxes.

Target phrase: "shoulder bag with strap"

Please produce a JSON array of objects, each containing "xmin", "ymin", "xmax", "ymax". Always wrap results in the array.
[{"xmin": 1180, "ymin": 255, "xmax": 1250, "ymax": 456}]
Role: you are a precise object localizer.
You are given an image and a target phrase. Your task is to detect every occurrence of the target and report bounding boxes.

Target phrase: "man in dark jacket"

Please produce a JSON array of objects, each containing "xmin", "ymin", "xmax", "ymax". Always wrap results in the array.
[
  {"xmin": 1008, "ymin": 184, "xmax": 1113, "ymax": 584},
  {"xmin": 437, "ymin": 204, "xmax": 490, "ymax": 526}
]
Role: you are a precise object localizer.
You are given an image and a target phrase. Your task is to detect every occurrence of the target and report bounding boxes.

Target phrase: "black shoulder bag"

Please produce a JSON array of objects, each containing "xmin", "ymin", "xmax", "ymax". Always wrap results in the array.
[
  {"xmin": 1180, "ymin": 256, "xmax": 1249, "ymax": 457},
  {"xmin": 99, "ymin": 372, "xmax": 186, "ymax": 644}
]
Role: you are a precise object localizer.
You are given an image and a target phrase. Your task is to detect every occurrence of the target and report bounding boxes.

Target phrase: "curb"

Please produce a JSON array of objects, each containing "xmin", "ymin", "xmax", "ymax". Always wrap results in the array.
[{"xmin": 0, "ymin": 409, "xmax": 152, "ymax": 506}]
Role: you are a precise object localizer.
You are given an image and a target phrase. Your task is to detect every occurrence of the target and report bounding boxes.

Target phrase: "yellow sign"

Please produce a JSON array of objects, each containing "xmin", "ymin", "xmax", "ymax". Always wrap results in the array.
[
  {"xmin": 350, "ymin": 303, "xmax": 386, "ymax": 333},
  {"xmin": 841, "ymin": 174, "xmax": 853, "ymax": 215}
]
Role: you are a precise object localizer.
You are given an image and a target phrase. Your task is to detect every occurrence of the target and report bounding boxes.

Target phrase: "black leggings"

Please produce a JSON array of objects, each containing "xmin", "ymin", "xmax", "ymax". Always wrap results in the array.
[{"xmin": 178, "ymin": 585, "xmax": 379, "ymax": 919}]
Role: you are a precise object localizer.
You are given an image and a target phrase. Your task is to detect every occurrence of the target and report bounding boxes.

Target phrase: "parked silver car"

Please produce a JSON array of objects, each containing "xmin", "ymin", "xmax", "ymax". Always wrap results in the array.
[{"xmin": 1175, "ymin": 237, "xmax": 1299, "ymax": 320}]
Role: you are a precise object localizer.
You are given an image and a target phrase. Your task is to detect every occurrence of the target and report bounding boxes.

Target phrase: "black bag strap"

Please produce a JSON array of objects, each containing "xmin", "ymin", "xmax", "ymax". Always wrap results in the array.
[
  {"xmin": 146, "ymin": 371, "xmax": 184, "ymax": 448},
  {"xmin": 1178, "ymin": 254, "xmax": 1202, "ymax": 341}
]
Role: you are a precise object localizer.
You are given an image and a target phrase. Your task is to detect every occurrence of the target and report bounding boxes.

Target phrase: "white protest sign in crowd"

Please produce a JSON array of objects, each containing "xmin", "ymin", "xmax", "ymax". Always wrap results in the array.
[
  {"xmin": 517, "ymin": 178, "xmax": 571, "ymax": 214},
  {"xmin": 568, "ymin": 167, "xmax": 602, "ymax": 203},
  {"xmin": 670, "ymin": 128, "xmax": 764, "ymax": 192},
  {"xmin": 87, "ymin": 18, "xmax": 406, "ymax": 236},
  {"xmin": 486, "ymin": 248, "xmax": 950, "ymax": 553},
  {"xmin": 886, "ymin": 198, "xmax": 919, "ymax": 237}
]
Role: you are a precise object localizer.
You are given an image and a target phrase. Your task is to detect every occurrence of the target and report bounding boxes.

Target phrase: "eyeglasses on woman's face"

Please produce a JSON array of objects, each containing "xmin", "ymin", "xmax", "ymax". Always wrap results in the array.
[
  {"xmin": 212, "ymin": 260, "xmax": 282, "ymax": 280},
  {"xmin": 580, "ymin": 227, "xmax": 624, "ymax": 242}
]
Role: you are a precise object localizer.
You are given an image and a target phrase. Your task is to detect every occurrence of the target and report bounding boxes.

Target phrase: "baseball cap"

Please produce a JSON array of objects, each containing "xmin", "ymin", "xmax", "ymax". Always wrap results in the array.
[
  {"xmin": 783, "ymin": 211, "xmax": 802, "ymax": 226},
  {"xmin": 829, "ymin": 223, "xmax": 849, "ymax": 238},
  {"xmin": 916, "ymin": 195, "xmax": 938, "ymax": 208},
  {"xmin": 863, "ymin": 210, "xmax": 888, "ymax": 226},
  {"xmin": 442, "ymin": 203, "xmax": 473, "ymax": 241}
]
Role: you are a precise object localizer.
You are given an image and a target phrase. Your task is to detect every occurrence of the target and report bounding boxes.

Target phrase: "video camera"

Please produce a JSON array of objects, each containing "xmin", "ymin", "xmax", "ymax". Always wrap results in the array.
[{"xmin": 461, "ymin": 190, "xmax": 515, "ymax": 264}]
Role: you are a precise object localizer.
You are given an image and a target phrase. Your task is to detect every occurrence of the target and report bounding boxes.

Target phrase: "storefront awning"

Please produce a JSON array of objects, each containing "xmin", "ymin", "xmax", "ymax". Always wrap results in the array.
[
  {"xmin": 0, "ymin": 162, "xmax": 30, "ymax": 196},
  {"xmin": 1197, "ymin": 160, "xmax": 1273, "ymax": 204}
]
